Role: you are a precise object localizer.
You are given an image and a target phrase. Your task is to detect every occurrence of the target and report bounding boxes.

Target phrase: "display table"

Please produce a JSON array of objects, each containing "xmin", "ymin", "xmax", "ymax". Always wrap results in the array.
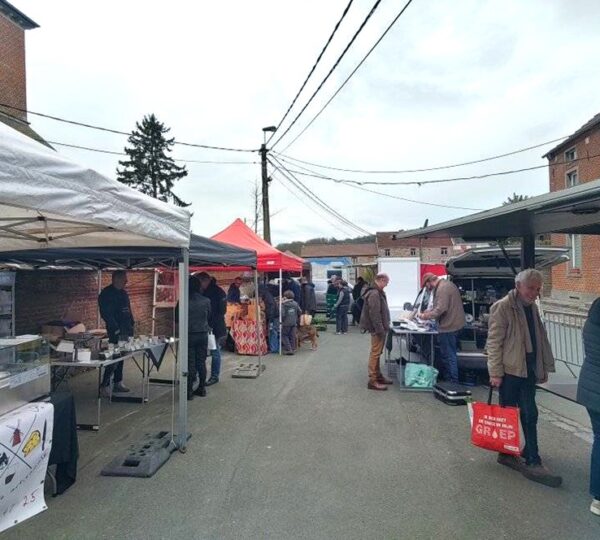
[
  {"xmin": 51, "ymin": 341, "xmax": 172, "ymax": 431},
  {"xmin": 388, "ymin": 326, "xmax": 437, "ymax": 392}
]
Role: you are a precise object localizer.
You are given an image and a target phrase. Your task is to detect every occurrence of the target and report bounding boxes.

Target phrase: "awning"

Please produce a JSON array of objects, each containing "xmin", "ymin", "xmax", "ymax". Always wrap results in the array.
[
  {"xmin": 211, "ymin": 219, "xmax": 303, "ymax": 272},
  {"xmin": 395, "ymin": 179, "xmax": 600, "ymax": 242},
  {"xmin": 0, "ymin": 234, "xmax": 256, "ymax": 270}
]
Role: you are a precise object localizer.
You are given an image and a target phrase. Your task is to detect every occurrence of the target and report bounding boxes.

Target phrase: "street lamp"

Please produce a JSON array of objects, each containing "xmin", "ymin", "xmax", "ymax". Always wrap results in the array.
[{"xmin": 262, "ymin": 125, "xmax": 277, "ymax": 145}]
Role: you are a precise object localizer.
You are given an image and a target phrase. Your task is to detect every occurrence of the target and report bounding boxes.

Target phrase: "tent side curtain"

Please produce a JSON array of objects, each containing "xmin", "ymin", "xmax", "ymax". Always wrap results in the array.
[
  {"xmin": 211, "ymin": 218, "xmax": 303, "ymax": 273},
  {"xmin": 0, "ymin": 235, "xmax": 257, "ymax": 270}
]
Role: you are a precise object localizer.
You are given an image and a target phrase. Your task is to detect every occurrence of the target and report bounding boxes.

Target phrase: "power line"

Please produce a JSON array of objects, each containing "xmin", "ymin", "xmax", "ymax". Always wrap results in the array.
[
  {"xmin": 266, "ymin": 0, "xmax": 355, "ymax": 145},
  {"xmin": 278, "ymin": 156, "xmax": 485, "ymax": 211},
  {"xmin": 271, "ymin": 158, "xmax": 372, "ymax": 236},
  {"xmin": 278, "ymin": 0, "xmax": 415, "ymax": 153},
  {"xmin": 270, "ymin": 155, "xmax": 371, "ymax": 235},
  {"xmin": 46, "ymin": 140, "xmax": 257, "ymax": 164},
  {"xmin": 275, "ymin": 152, "xmax": 600, "ymax": 187},
  {"xmin": 270, "ymin": 156, "xmax": 372, "ymax": 236},
  {"xmin": 270, "ymin": 0, "xmax": 384, "ymax": 149},
  {"xmin": 0, "ymin": 102, "xmax": 257, "ymax": 153},
  {"xmin": 274, "ymin": 135, "xmax": 567, "ymax": 174},
  {"xmin": 272, "ymin": 172, "xmax": 360, "ymax": 237}
]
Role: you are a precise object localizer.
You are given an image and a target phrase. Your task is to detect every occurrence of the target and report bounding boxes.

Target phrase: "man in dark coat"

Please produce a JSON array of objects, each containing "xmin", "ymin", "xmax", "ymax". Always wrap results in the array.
[
  {"xmin": 98, "ymin": 270, "xmax": 134, "ymax": 397},
  {"xmin": 351, "ymin": 277, "xmax": 366, "ymax": 325},
  {"xmin": 578, "ymin": 298, "xmax": 600, "ymax": 515},
  {"xmin": 300, "ymin": 276, "xmax": 317, "ymax": 316},
  {"xmin": 198, "ymin": 273, "xmax": 226, "ymax": 386},
  {"xmin": 227, "ymin": 276, "xmax": 242, "ymax": 303}
]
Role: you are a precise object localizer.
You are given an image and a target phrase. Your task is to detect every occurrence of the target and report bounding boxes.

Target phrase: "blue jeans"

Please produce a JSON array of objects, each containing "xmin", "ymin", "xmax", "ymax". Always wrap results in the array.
[
  {"xmin": 336, "ymin": 306, "xmax": 348, "ymax": 333},
  {"xmin": 588, "ymin": 409, "xmax": 600, "ymax": 499},
  {"xmin": 438, "ymin": 331, "xmax": 459, "ymax": 383},
  {"xmin": 500, "ymin": 368, "xmax": 540, "ymax": 465},
  {"xmin": 209, "ymin": 345, "xmax": 221, "ymax": 380}
]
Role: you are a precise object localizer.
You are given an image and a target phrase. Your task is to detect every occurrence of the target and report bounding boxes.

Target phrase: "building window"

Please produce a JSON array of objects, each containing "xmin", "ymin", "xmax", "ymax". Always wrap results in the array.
[
  {"xmin": 384, "ymin": 249, "xmax": 391, "ymax": 257},
  {"xmin": 566, "ymin": 170, "xmax": 578, "ymax": 188},
  {"xmin": 441, "ymin": 247, "xmax": 448, "ymax": 256},
  {"xmin": 410, "ymin": 248, "xmax": 416, "ymax": 256},
  {"xmin": 565, "ymin": 147, "xmax": 577, "ymax": 162},
  {"xmin": 568, "ymin": 234, "xmax": 582, "ymax": 270}
]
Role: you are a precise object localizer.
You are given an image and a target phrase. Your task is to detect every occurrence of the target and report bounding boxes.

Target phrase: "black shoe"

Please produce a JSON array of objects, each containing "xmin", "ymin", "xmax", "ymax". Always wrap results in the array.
[
  {"xmin": 187, "ymin": 392, "xmax": 194, "ymax": 401},
  {"xmin": 206, "ymin": 377, "xmax": 219, "ymax": 386},
  {"xmin": 194, "ymin": 386, "xmax": 207, "ymax": 397}
]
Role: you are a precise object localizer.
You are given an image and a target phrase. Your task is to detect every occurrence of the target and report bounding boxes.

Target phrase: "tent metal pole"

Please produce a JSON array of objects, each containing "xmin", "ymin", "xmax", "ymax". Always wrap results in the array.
[
  {"xmin": 176, "ymin": 249, "xmax": 189, "ymax": 451},
  {"xmin": 279, "ymin": 268, "xmax": 282, "ymax": 356},
  {"xmin": 254, "ymin": 269, "xmax": 262, "ymax": 374},
  {"xmin": 96, "ymin": 269, "xmax": 102, "ymax": 328}
]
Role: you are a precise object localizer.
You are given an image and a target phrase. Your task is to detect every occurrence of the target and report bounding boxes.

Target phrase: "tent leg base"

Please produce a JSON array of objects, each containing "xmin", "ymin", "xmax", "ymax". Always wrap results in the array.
[{"xmin": 231, "ymin": 363, "xmax": 266, "ymax": 379}]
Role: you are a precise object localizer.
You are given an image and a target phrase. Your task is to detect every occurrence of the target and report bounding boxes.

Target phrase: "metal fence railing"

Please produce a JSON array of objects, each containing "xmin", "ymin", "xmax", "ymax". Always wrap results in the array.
[{"xmin": 543, "ymin": 310, "xmax": 587, "ymax": 376}]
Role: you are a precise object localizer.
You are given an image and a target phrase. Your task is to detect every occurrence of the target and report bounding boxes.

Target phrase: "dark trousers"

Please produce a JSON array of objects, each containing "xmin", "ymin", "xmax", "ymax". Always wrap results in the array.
[
  {"xmin": 282, "ymin": 325, "xmax": 297, "ymax": 353},
  {"xmin": 587, "ymin": 409, "xmax": 600, "ymax": 499},
  {"xmin": 438, "ymin": 331, "xmax": 459, "ymax": 383},
  {"xmin": 188, "ymin": 332, "xmax": 208, "ymax": 394},
  {"xmin": 336, "ymin": 306, "xmax": 349, "ymax": 333},
  {"xmin": 499, "ymin": 368, "xmax": 540, "ymax": 465},
  {"xmin": 101, "ymin": 360, "xmax": 123, "ymax": 387}
]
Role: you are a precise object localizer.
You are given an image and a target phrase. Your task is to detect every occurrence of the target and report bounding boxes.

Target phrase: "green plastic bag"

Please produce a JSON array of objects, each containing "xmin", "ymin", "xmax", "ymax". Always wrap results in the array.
[{"xmin": 404, "ymin": 362, "xmax": 439, "ymax": 388}]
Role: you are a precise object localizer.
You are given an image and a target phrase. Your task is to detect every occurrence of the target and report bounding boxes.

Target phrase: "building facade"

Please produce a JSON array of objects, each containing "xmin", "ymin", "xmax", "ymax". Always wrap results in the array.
[
  {"xmin": 376, "ymin": 231, "xmax": 455, "ymax": 263},
  {"xmin": 545, "ymin": 113, "xmax": 600, "ymax": 306},
  {"xmin": 0, "ymin": 0, "xmax": 47, "ymax": 144}
]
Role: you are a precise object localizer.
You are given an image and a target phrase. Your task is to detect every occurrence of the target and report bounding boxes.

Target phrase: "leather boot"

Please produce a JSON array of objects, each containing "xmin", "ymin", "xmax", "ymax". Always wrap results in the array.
[
  {"xmin": 377, "ymin": 375, "xmax": 393, "ymax": 385},
  {"xmin": 368, "ymin": 381, "xmax": 387, "ymax": 391}
]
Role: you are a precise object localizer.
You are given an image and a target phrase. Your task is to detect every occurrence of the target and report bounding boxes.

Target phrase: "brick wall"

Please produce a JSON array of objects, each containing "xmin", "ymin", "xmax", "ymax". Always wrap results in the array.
[
  {"xmin": 15, "ymin": 270, "xmax": 173, "ymax": 336},
  {"xmin": 0, "ymin": 14, "xmax": 27, "ymax": 121},
  {"xmin": 548, "ymin": 128, "xmax": 600, "ymax": 303}
]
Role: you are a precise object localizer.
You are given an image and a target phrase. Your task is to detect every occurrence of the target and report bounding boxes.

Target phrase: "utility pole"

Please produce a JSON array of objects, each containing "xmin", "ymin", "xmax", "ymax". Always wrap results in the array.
[
  {"xmin": 260, "ymin": 143, "xmax": 271, "ymax": 243},
  {"xmin": 261, "ymin": 126, "xmax": 277, "ymax": 243}
]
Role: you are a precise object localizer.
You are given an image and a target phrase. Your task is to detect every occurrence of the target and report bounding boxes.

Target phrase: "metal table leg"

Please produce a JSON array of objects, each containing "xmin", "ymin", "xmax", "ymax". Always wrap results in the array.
[{"xmin": 76, "ymin": 364, "xmax": 101, "ymax": 431}]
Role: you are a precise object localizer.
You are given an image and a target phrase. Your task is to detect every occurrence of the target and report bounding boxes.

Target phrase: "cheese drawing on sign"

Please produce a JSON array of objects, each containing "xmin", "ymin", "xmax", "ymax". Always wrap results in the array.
[{"xmin": 22, "ymin": 430, "xmax": 40, "ymax": 457}]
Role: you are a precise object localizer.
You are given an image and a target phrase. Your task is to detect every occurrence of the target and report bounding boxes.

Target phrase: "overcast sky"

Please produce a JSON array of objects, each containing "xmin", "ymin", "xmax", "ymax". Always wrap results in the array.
[{"xmin": 17, "ymin": 0, "xmax": 600, "ymax": 244}]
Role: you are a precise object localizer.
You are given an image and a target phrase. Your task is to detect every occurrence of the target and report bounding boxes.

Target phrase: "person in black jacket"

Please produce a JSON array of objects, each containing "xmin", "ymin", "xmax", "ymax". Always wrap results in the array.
[
  {"xmin": 177, "ymin": 276, "xmax": 212, "ymax": 400},
  {"xmin": 334, "ymin": 280, "xmax": 351, "ymax": 335},
  {"xmin": 300, "ymin": 277, "xmax": 317, "ymax": 316},
  {"xmin": 227, "ymin": 276, "xmax": 242, "ymax": 303},
  {"xmin": 98, "ymin": 271, "xmax": 134, "ymax": 397},
  {"xmin": 351, "ymin": 277, "xmax": 366, "ymax": 325},
  {"xmin": 577, "ymin": 298, "xmax": 600, "ymax": 516},
  {"xmin": 198, "ymin": 273, "xmax": 226, "ymax": 386}
]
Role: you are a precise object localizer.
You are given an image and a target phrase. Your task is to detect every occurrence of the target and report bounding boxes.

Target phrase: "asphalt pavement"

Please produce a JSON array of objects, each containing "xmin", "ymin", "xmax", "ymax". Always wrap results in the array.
[{"xmin": 5, "ymin": 326, "xmax": 600, "ymax": 539}]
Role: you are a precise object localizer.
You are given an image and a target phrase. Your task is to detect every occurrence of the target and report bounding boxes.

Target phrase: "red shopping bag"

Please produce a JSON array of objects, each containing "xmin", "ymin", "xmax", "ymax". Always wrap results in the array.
[{"xmin": 470, "ymin": 387, "xmax": 521, "ymax": 455}]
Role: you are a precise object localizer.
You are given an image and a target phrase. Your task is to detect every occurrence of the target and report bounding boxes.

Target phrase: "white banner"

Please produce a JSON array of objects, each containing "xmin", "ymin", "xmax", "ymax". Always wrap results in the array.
[{"xmin": 0, "ymin": 402, "xmax": 54, "ymax": 533}]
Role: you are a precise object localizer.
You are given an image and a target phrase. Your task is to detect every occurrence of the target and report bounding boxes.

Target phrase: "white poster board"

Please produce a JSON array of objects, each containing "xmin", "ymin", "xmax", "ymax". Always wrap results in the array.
[
  {"xmin": 378, "ymin": 257, "xmax": 421, "ymax": 320},
  {"xmin": 0, "ymin": 402, "xmax": 53, "ymax": 533}
]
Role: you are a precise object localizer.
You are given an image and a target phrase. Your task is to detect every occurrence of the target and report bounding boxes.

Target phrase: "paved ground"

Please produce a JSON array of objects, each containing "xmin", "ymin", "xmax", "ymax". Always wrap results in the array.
[{"xmin": 5, "ymin": 327, "xmax": 600, "ymax": 539}]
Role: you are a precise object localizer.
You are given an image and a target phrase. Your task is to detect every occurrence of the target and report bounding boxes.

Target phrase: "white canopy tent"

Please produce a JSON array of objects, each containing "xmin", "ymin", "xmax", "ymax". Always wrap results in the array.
[{"xmin": 0, "ymin": 122, "xmax": 193, "ymax": 450}]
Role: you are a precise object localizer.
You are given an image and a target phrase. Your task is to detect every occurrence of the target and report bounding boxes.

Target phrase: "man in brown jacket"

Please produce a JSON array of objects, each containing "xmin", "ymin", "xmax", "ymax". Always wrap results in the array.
[
  {"xmin": 487, "ymin": 268, "xmax": 562, "ymax": 487},
  {"xmin": 421, "ymin": 274, "xmax": 465, "ymax": 383},
  {"xmin": 359, "ymin": 273, "xmax": 393, "ymax": 391}
]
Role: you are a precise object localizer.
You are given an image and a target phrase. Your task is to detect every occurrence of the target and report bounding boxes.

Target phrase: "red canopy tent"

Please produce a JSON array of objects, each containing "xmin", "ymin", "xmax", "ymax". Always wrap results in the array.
[
  {"xmin": 211, "ymin": 219, "xmax": 303, "ymax": 273},
  {"xmin": 212, "ymin": 219, "xmax": 305, "ymax": 356}
]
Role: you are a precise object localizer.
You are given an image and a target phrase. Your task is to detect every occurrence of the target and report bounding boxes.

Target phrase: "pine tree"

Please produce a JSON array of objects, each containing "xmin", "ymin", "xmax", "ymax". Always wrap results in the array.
[{"xmin": 116, "ymin": 114, "xmax": 190, "ymax": 207}]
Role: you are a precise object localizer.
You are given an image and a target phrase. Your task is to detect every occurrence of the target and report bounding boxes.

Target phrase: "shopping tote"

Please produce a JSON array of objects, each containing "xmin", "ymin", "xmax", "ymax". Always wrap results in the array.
[{"xmin": 469, "ymin": 387, "xmax": 521, "ymax": 456}]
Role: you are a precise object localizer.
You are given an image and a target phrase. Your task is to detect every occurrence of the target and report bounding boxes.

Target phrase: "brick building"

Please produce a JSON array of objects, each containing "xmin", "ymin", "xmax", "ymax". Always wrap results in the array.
[
  {"xmin": 376, "ymin": 231, "xmax": 455, "ymax": 263},
  {"xmin": 544, "ymin": 113, "xmax": 600, "ymax": 305},
  {"xmin": 300, "ymin": 243, "xmax": 378, "ymax": 265},
  {"xmin": 0, "ymin": 0, "xmax": 47, "ymax": 144}
]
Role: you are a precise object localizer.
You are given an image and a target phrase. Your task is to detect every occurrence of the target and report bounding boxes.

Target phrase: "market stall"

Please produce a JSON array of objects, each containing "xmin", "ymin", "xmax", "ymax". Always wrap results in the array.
[
  {"xmin": 211, "ymin": 219, "xmax": 304, "ymax": 354},
  {"xmin": 0, "ymin": 122, "xmax": 255, "ymax": 530}
]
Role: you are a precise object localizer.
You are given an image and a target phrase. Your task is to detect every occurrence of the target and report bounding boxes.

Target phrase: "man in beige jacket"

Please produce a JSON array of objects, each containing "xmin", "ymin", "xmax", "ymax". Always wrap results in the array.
[
  {"xmin": 487, "ymin": 268, "xmax": 562, "ymax": 488},
  {"xmin": 421, "ymin": 274, "xmax": 465, "ymax": 383}
]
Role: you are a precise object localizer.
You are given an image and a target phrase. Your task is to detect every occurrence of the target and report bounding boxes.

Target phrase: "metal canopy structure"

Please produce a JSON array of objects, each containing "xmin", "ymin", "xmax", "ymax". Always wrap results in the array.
[{"xmin": 395, "ymin": 178, "xmax": 600, "ymax": 242}]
